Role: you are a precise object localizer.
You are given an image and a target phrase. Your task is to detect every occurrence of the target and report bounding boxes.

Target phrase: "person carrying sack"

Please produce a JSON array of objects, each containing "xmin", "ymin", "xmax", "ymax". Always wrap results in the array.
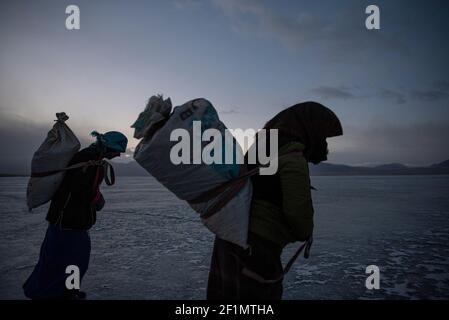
[
  {"xmin": 207, "ymin": 101, "xmax": 343, "ymax": 300},
  {"xmin": 23, "ymin": 131, "xmax": 128, "ymax": 300}
]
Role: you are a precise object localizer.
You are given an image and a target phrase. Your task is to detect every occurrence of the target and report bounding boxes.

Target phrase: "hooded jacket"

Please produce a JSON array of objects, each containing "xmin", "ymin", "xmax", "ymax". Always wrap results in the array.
[{"xmin": 248, "ymin": 102, "xmax": 342, "ymax": 247}]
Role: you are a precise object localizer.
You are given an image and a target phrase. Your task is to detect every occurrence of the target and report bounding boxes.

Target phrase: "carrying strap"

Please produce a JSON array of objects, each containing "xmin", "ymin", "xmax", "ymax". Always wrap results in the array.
[
  {"xmin": 190, "ymin": 151, "xmax": 304, "ymax": 220},
  {"xmin": 241, "ymin": 235, "xmax": 313, "ymax": 284},
  {"xmin": 102, "ymin": 161, "xmax": 115, "ymax": 186},
  {"xmin": 31, "ymin": 160, "xmax": 115, "ymax": 186}
]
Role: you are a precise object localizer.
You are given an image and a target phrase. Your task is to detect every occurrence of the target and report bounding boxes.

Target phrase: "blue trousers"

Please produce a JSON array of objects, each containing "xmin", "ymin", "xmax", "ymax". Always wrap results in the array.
[{"xmin": 23, "ymin": 224, "xmax": 91, "ymax": 299}]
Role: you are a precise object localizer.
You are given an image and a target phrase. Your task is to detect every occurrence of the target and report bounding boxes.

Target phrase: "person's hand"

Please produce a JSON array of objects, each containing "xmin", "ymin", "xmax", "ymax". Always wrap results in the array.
[{"xmin": 93, "ymin": 191, "xmax": 105, "ymax": 211}]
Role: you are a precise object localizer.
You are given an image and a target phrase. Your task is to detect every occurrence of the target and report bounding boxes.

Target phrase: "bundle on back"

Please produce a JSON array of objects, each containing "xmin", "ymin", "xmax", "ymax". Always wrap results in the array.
[
  {"xmin": 27, "ymin": 113, "xmax": 81, "ymax": 210},
  {"xmin": 132, "ymin": 95, "xmax": 252, "ymax": 248}
]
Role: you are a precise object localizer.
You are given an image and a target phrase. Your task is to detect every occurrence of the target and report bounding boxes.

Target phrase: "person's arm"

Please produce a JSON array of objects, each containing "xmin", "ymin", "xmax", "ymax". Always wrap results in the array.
[
  {"xmin": 279, "ymin": 154, "xmax": 314, "ymax": 241},
  {"xmin": 65, "ymin": 152, "xmax": 99, "ymax": 208}
]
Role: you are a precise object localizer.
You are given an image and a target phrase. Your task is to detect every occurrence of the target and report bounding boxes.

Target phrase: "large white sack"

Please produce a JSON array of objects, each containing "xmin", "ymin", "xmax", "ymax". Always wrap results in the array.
[
  {"xmin": 133, "ymin": 97, "xmax": 251, "ymax": 248},
  {"xmin": 27, "ymin": 113, "xmax": 80, "ymax": 210},
  {"xmin": 189, "ymin": 180, "xmax": 252, "ymax": 248}
]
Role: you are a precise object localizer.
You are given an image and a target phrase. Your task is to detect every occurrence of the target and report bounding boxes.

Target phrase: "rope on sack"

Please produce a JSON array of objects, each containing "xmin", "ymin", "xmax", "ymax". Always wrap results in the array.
[{"xmin": 31, "ymin": 159, "xmax": 115, "ymax": 186}]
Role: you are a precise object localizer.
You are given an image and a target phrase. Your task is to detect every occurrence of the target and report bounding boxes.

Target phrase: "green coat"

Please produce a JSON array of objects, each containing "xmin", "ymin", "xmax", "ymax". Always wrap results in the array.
[{"xmin": 249, "ymin": 141, "xmax": 314, "ymax": 248}]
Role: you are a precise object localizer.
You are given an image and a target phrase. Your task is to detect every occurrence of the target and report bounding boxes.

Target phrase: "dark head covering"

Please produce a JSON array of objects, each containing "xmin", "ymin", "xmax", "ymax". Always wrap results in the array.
[
  {"xmin": 260, "ymin": 101, "xmax": 343, "ymax": 164},
  {"xmin": 90, "ymin": 131, "xmax": 128, "ymax": 156}
]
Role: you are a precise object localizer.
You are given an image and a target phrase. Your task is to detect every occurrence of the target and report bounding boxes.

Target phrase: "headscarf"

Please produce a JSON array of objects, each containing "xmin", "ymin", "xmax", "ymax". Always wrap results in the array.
[
  {"xmin": 258, "ymin": 101, "xmax": 343, "ymax": 164},
  {"xmin": 90, "ymin": 131, "xmax": 128, "ymax": 154}
]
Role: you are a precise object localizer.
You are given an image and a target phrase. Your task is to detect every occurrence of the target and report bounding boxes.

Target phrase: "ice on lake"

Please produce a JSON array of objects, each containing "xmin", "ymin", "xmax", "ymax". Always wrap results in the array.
[{"xmin": 1, "ymin": 175, "xmax": 449, "ymax": 299}]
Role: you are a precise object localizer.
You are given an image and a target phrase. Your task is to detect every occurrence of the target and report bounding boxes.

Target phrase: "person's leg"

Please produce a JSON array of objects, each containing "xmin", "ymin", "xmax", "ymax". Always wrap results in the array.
[
  {"xmin": 23, "ymin": 225, "xmax": 54, "ymax": 299},
  {"xmin": 206, "ymin": 237, "xmax": 223, "ymax": 300},
  {"xmin": 23, "ymin": 224, "xmax": 91, "ymax": 300},
  {"xmin": 239, "ymin": 233, "xmax": 284, "ymax": 300},
  {"xmin": 206, "ymin": 237, "xmax": 245, "ymax": 300},
  {"xmin": 59, "ymin": 228, "xmax": 91, "ymax": 299}
]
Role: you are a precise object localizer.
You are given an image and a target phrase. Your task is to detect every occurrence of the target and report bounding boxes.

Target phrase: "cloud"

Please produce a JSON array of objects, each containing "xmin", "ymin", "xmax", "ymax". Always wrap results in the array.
[
  {"xmin": 383, "ymin": 83, "xmax": 449, "ymax": 104},
  {"xmin": 0, "ymin": 113, "xmax": 48, "ymax": 173},
  {"xmin": 330, "ymin": 121, "xmax": 449, "ymax": 166},
  {"xmin": 212, "ymin": 0, "xmax": 409, "ymax": 58},
  {"xmin": 0, "ymin": 111, "xmax": 91, "ymax": 173},
  {"xmin": 213, "ymin": 0, "xmax": 313, "ymax": 47},
  {"xmin": 309, "ymin": 86, "xmax": 355, "ymax": 100},
  {"xmin": 409, "ymin": 89, "xmax": 449, "ymax": 102},
  {"xmin": 434, "ymin": 81, "xmax": 449, "ymax": 92},
  {"xmin": 173, "ymin": 0, "xmax": 202, "ymax": 9},
  {"xmin": 308, "ymin": 84, "xmax": 449, "ymax": 104},
  {"xmin": 0, "ymin": 112, "xmax": 136, "ymax": 172},
  {"xmin": 378, "ymin": 89, "xmax": 407, "ymax": 105},
  {"xmin": 212, "ymin": 0, "xmax": 322, "ymax": 49}
]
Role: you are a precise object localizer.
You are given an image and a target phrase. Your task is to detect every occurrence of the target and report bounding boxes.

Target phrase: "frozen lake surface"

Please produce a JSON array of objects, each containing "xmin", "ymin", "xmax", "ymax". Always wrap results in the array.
[{"xmin": 1, "ymin": 175, "xmax": 449, "ymax": 299}]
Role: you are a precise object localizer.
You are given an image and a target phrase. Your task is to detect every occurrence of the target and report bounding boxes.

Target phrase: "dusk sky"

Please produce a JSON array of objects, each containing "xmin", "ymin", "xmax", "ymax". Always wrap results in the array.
[{"xmin": 1, "ymin": 0, "xmax": 449, "ymax": 172}]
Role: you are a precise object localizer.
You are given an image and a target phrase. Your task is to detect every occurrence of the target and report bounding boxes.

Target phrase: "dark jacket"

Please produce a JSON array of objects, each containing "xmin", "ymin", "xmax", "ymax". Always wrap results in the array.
[
  {"xmin": 248, "ymin": 141, "xmax": 314, "ymax": 248},
  {"xmin": 46, "ymin": 146, "xmax": 105, "ymax": 230}
]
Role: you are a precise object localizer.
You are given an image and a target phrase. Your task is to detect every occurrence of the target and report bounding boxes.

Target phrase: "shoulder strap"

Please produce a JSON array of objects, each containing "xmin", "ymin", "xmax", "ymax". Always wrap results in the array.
[
  {"xmin": 31, "ymin": 160, "xmax": 115, "ymax": 186},
  {"xmin": 241, "ymin": 235, "xmax": 313, "ymax": 284},
  {"xmin": 191, "ymin": 151, "xmax": 303, "ymax": 220},
  {"xmin": 31, "ymin": 160, "xmax": 100, "ymax": 177},
  {"xmin": 190, "ymin": 151, "xmax": 303, "ymax": 206}
]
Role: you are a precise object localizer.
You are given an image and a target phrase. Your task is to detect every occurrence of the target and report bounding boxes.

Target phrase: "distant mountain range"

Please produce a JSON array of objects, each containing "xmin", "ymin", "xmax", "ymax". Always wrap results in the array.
[
  {"xmin": 307, "ymin": 159, "xmax": 449, "ymax": 176},
  {"xmin": 2, "ymin": 159, "xmax": 449, "ymax": 177},
  {"xmin": 111, "ymin": 159, "xmax": 449, "ymax": 176}
]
